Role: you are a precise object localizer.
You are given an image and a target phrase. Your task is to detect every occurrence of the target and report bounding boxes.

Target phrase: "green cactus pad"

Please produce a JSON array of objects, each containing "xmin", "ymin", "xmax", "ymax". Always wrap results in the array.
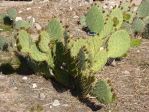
[
  {"xmin": 47, "ymin": 18, "xmax": 64, "ymax": 40},
  {"xmin": 110, "ymin": 8, "xmax": 123, "ymax": 29},
  {"xmin": 121, "ymin": 22, "xmax": 133, "ymax": 35},
  {"xmin": 137, "ymin": 0, "xmax": 149, "ymax": 18},
  {"xmin": 90, "ymin": 49, "xmax": 108, "ymax": 72},
  {"xmin": 86, "ymin": 5, "xmax": 104, "ymax": 33},
  {"xmin": 15, "ymin": 20, "xmax": 31, "ymax": 30},
  {"xmin": 91, "ymin": 80, "xmax": 114, "ymax": 104},
  {"xmin": 17, "ymin": 30, "xmax": 32, "ymax": 53},
  {"xmin": 7, "ymin": 8, "xmax": 17, "ymax": 20},
  {"xmin": 100, "ymin": 19, "xmax": 114, "ymax": 39},
  {"xmin": 29, "ymin": 43, "xmax": 47, "ymax": 62},
  {"xmin": 132, "ymin": 18, "xmax": 145, "ymax": 33},
  {"xmin": 108, "ymin": 30, "xmax": 130, "ymax": 58},
  {"xmin": 38, "ymin": 31, "xmax": 50, "ymax": 53}
]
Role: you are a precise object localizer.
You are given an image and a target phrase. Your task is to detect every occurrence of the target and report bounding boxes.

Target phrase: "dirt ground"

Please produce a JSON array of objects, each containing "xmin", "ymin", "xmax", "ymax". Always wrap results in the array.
[{"xmin": 0, "ymin": 0, "xmax": 149, "ymax": 112}]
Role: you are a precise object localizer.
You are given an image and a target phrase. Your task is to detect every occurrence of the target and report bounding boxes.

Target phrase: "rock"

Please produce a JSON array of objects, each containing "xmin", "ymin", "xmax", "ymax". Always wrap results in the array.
[
  {"xmin": 15, "ymin": 17, "xmax": 22, "ymax": 21},
  {"xmin": 52, "ymin": 100, "xmax": 60, "ymax": 106},
  {"xmin": 34, "ymin": 23, "xmax": 42, "ymax": 31},
  {"xmin": 32, "ymin": 83, "xmax": 37, "ymax": 88},
  {"xmin": 39, "ymin": 93, "xmax": 46, "ymax": 100},
  {"xmin": 26, "ymin": 7, "xmax": 31, "ymax": 11},
  {"xmin": 22, "ymin": 76, "xmax": 28, "ymax": 80},
  {"xmin": 122, "ymin": 70, "xmax": 130, "ymax": 75},
  {"xmin": 18, "ymin": 11, "xmax": 23, "ymax": 14}
]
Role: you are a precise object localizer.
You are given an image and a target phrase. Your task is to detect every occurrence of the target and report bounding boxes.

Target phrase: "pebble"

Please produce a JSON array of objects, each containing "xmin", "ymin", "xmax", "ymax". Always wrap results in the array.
[
  {"xmin": 122, "ymin": 70, "xmax": 130, "ymax": 75},
  {"xmin": 39, "ymin": 93, "xmax": 46, "ymax": 100},
  {"xmin": 35, "ymin": 23, "xmax": 42, "ymax": 31},
  {"xmin": 27, "ymin": 16, "xmax": 36, "ymax": 23},
  {"xmin": 52, "ymin": 100, "xmax": 60, "ymax": 106},
  {"xmin": 22, "ymin": 76, "xmax": 28, "ymax": 80},
  {"xmin": 15, "ymin": 17, "xmax": 23, "ymax": 21},
  {"xmin": 137, "ymin": 50, "xmax": 140, "ymax": 53},
  {"xmin": 26, "ymin": 8, "xmax": 31, "ymax": 11},
  {"xmin": 18, "ymin": 11, "xmax": 23, "ymax": 14},
  {"xmin": 32, "ymin": 83, "xmax": 37, "ymax": 88}
]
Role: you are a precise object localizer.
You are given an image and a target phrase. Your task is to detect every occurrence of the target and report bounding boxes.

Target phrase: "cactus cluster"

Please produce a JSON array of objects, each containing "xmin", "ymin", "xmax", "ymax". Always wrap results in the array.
[{"xmin": 1, "ymin": 1, "xmax": 146, "ymax": 105}]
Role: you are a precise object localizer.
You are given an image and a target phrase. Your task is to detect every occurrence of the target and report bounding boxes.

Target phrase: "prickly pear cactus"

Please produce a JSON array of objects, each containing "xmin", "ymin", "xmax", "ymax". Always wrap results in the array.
[
  {"xmin": 86, "ymin": 5, "xmax": 104, "ymax": 34},
  {"xmin": 47, "ymin": 18, "xmax": 64, "ymax": 40},
  {"xmin": 110, "ymin": 8, "xmax": 123, "ymax": 29},
  {"xmin": 7, "ymin": 8, "xmax": 17, "ymax": 20},
  {"xmin": 132, "ymin": 18, "xmax": 145, "ymax": 33},
  {"xmin": 137, "ymin": 0, "xmax": 149, "ymax": 18},
  {"xmin": 17, "ymin": 30, "xmax": 32, "ymax": 53},
  {"xmin": 107, "ymin": 30, "xmax": 130, "ymax": 58},
  {"xmin": 91, "ymin": 80, "xmax": 115, "ymax": 104}
]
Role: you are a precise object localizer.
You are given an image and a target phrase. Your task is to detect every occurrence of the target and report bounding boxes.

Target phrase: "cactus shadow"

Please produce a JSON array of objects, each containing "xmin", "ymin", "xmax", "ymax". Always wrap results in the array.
[
  {"xmin": 70, "ymin": 89, "xmax": 103, "ymax": 111},
  {"xmin": 78, "ymin": 98, "xmax": 103, "ymax": 111},
  {"xmin": 50, "ymin": 77, "xmax": 69, "ymax": 93}
]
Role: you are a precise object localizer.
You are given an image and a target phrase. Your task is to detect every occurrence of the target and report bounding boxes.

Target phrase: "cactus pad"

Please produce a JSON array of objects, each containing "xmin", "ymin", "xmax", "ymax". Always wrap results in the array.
[
  {"xmin": 91, "ymin": 80, "xmax": 114, "ymax": 104},
  {"xmin": 86, "ymin": 5, "xmax": 104, "ymax": 34},
  {"xmin": 108, "ymin": 30, "xmax": 130, "ymax": 58},
  {"xmin": 47, "ymin": 18, "xmax": 64, "ymax": 40},
  {"xmin": 7, "ymin": 8, "xmax": 17, "ymax": 20},
  {"xmin": 137, "ymin": 0, "xmax": 149, "ymax": 18}
]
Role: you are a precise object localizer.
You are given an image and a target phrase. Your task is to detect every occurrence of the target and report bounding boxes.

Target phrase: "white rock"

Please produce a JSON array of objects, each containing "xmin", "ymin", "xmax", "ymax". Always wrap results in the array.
[
  {"xmin": 137, "ymin": 50, "xmax": 140, "ymax": 53},
  {"xmin": 15, "ymin": 17, "xmax": 22, "ymax": 21},
  {"xmin": 22, "ymin": 76, "xmax": 28, "ymax": 80},
  {"xmin": 18, "ymin": 11, "xmax": 22, "ymax": 14},
  {"xmin": 52, "ymin": 100, "xmax": 60, "ymax": 106},
  {"xmin": 27, "ymin": 8, "xmax": 31, "ymax": 11},
  {"xmin": 27, "ymin": 16, "xmax": 35, "ymax": 23},
  {"xmin": 35, "ymin": 23, "xmax": 42, "ymax": 31},
  {"xmin": 122, "ymin": 70, "xmax": 130, "ymax": 75},
  {"xmin": 32, "ymin": 83, "xmax": 37, "ymax": 88}
]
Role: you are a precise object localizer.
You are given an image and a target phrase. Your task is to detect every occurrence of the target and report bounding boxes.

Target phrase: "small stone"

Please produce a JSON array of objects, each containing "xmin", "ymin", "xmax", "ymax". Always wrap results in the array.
[
  {"xmin": 27, "ymin": 16, "xmax": 36, "ymax": 23},
  {"xmin": 22, "ymin": 76, "xmax": 28, "ymax": 80},
  {"xmin": 111, "ymin": 60, "xmax": 116, "ymax": 66},
  {"xmin": 15, "ymin": 17, "xmax": 22, "ymax": 21},
  {"xmin": 35, "ymin": 23, "xmax": 42, "ymax": 31},
  {"xmin": 39, "ymin": 93, "xmax": 46, "ymax": 100},
  {"xmin": 13, "ymin": 87, "xmax": 18, "ymax": 90},
  {"xmin": 122, "ymin": 70, "xmax": 130, "ymax": 75},
  {"xmin": 50, "ymin": 106, "xmax": 52, "ymax": 108},
  {"xmin": 18, "ymin": 11, "xmax": 22, "ymax": 13},
  {"xmin": 52, "ymin": 100, "xmax": 60, "ymax": 106},
  {"xmin": 73, "ymin": 16, "xmax": 79, "ymax": 19},
  {"xmin": 62, "ymin": 104, "xmax": 69, "ymax": 107},
  {"xmin": 27, "ymin": 8, "xmax": 31, "ymax": 11},
  {"xmin": 137, "ymin": 50, "xmax": 140, "ymax": 53},
  {"xmin": 32, "ymin": 83, "xmax": 37, "ymax": 88}
]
